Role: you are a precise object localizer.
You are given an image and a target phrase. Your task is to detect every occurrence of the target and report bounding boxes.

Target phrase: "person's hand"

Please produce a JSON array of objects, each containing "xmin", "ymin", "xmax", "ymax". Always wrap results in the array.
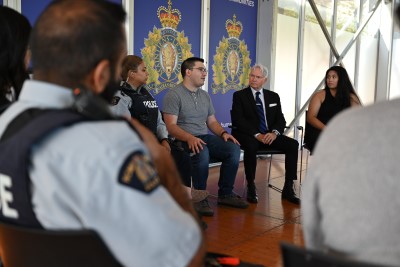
[
  {"xmin": 257, "ymin": 132, "xmax": 277, "ymax": 145},
  {"xmin": 263, "ymin": 132, "xmax": 277, "ymax": 145},
  {"xmin": 221, "ymin": 132, "xmax": 240, "ymax": 145},
  {"xmin": 187, "ymin": 135, "xmax": 206, "ymax": 154},
  {"xmin": 160, "ymin": 139, "xmax": 171, "ymax": 152}
]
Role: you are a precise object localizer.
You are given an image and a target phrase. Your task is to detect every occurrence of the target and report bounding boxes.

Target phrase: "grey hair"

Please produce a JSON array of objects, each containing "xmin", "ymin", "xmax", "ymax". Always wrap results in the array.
[{"xmin": 251, "ymin": 64, "xmax": 269, "ymax": 78}]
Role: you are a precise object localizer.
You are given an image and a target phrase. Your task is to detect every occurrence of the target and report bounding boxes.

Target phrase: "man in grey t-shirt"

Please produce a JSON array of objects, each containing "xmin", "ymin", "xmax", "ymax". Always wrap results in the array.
[{"xmin": 163, "ymin": 57, "xmax": 249, "ymax": 216}]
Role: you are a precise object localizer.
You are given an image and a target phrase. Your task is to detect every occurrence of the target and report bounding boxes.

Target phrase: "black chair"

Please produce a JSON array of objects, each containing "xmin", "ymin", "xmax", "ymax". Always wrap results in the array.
[
  {"xmin": 281, "ymin": 243, "xmax": 392, "ymax": 267},
  {"xmin": 299, "ymin": 111, "xmax": 312, "ymax": 184},
  {"xmin": 264, "ymin": 125, "xmax": 304, "ymax": 193},
  {"xmin": 0, "ymin": 222, "xmax": 122, "ymax": 267},
  {"xmin": 255, "ymin": 147, "xmax": 287, "ymax": 193}
]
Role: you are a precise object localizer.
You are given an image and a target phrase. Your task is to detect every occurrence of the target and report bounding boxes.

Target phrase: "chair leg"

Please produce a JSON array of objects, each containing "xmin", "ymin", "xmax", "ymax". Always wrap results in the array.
[
  {"xmin": 242, "ymin": 173, "xmax": 247, "ymax": 197},
  {"xmin": 305, "ymin": 149, "xmax": 310, "ymax": 180},
  {"xmin": 299, "ymin": 147, "xmax": 303, "ymax": 185},
  {"xmin": 300, "ymin": 148, "xmax": 310, "ymax": 185},
  {"xmin": 267, "ymin": 155, "xmax": 282, "ymax": 193}
]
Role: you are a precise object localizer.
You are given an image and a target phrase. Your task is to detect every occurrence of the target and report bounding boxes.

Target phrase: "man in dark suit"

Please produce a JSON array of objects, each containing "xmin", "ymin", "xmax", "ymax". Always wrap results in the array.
[{"xmin": 231, "ymin": 63, "xmax": 300, "ymax": 204}]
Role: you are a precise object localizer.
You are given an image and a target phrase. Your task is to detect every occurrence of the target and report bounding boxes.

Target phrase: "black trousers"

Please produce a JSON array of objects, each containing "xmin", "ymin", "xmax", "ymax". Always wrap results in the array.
[
  {"xmin": 170, "ymin": 140, "xmax": 192, "ymax": 187},
  {"xmin": 234, "ymin": 133, "xmax": 299, "ymax": 185}
]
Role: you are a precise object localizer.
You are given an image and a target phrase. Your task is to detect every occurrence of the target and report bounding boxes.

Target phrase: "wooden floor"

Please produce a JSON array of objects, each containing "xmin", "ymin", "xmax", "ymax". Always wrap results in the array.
[{"xmin": 203, "ymin": 153, "xmax": 307, "ymax": 267}]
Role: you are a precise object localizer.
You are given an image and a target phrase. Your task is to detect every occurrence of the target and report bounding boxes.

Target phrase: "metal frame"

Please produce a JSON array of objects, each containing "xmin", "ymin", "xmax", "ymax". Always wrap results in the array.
[{"xmin": 285, "ymin": 0, "xmax": 383, "ymax": 136}]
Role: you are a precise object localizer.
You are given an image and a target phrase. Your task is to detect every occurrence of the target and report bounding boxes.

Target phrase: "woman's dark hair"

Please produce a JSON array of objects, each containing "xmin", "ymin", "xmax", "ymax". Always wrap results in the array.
[
  {"xmin": 324, "ymin": 66, "xmax": 359, "ymax": 108},
  {"xmin": 0, "ymin": 6, "xmax": 31, "ymax": 101},
  {"xmin": 120, "ymin": 55, "xmax": 143, "ymax": 80}
]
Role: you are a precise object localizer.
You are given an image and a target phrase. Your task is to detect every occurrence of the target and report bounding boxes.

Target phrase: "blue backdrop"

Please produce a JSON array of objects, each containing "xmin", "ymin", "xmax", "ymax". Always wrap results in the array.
[
  {"xmin": 134, "ymin": 0, "xmax": 201, "ymax": 110},
  {"xmin": 208, "ymin": 0, "xmax": 258, "ymax": 132},
  {"xmin": 21, "ymin": 0, "xmax": 122, "ymax": 26},
  {"xmin": 21, "ymin": 0, "xmax": 52, "ymax": 26}
]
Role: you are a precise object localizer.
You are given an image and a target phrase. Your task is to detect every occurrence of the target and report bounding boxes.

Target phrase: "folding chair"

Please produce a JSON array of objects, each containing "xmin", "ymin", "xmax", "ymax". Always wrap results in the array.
[
  {"xmin": 0, "ymin": 222, "xmax": 122, "ymax": 267},
  {"xmin": 299, "ymin": 111, "xmax": 312, "ymax": 184},
  {"xmin": 256, "ymin": 147, "xmax": 286, "ymax": 193},
  {"xmin": 281, "ymin": 242, "xmax": 391, "ymax": 267},
  {"xmin": 263, "ymin": 125, "xmax": 304, "ymax": 193}
]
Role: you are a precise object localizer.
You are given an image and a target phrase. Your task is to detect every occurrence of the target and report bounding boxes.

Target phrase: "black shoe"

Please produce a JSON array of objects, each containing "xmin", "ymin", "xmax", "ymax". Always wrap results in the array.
[
  {"xmin": 247, "ymin": 185, "xmax": 258, "ymax": 203},
  {"xmin": 282, "ymin": 194, "xmax": 301, "ymax": 205},
  {"xmin": 282, "ymin": 180, "xmax": 301, "ymax": 205}
]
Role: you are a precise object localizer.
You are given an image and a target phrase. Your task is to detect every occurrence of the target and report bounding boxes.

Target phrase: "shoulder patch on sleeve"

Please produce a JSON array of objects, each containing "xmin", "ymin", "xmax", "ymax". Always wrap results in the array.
[
  {"xmin": 111, "ymin": 96, "xmax": 121, "ymax": 106},
  {"xmin": 118, "ymin": 152, "xmax": 160, "ymax": 193}
]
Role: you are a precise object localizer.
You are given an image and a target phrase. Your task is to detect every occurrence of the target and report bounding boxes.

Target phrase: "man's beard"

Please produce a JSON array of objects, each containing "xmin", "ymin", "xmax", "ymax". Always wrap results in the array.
[
  {"xmin": 100, "ymin": 67, "xmax": 120, "ymax": 103},
  {"xmin": 100, "ymin": 80, "xmax": 119, "ymax": 103}
]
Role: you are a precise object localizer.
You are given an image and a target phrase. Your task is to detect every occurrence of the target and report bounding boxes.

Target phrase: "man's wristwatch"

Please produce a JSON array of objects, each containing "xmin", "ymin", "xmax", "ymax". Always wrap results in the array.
[{"xmin": 272, "ymin": 130, "xmax": 280, "ymax": 136}]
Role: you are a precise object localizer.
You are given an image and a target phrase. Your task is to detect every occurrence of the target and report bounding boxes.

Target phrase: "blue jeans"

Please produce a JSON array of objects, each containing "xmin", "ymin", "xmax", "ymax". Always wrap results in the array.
[{"xmin": 190, "ymin": 134, "xmax": 240, "ymax": 196}]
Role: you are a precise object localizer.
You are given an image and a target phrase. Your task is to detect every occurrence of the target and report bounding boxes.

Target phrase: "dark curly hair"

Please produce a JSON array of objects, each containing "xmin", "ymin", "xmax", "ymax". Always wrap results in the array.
[{"xmin": 0, "ymin": 6, "xmax": 31, "ymax": 102}]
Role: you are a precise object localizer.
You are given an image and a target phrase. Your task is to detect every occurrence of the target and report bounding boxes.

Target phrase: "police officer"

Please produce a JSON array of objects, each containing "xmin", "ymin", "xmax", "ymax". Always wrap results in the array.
[
  {"xmin": 0, "ymin": 1, "xmax": 205, "ymax": 266},
  {"xmin": 111, "ymin": 55, "xmax": 193, "ymax": 189}
]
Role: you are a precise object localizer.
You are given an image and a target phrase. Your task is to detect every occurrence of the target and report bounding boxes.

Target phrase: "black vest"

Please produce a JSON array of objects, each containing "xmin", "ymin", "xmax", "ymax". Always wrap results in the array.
[
  {"xmin": 121, "ymin": 83, "xmax": 159, "ymax": 136},
  {"xmin": 0, "ymin": 109, "xmax": 90, "ymax": 228}
]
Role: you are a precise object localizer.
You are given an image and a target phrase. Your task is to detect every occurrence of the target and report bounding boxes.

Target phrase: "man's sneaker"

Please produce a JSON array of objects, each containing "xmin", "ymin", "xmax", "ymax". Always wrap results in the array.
[
  {"xmin": 218, "ymin": 194, "xmax": 249, "ymax": 209},
  {"xmin": 193, "ymin": 198, "xmax": 214, "ymax": 217}
]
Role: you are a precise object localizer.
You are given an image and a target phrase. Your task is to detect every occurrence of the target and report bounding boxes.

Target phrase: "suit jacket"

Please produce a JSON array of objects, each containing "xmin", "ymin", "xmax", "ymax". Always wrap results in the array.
[{"xmin": 231, "ymin": 87, "xmax": 286, "ymax": 138}]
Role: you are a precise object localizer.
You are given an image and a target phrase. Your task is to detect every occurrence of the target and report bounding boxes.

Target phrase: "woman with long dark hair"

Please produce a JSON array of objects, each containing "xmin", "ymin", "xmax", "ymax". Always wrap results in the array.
[
  {"xmin": 305, "ymin": 66, "xmax": 361, "ymax": 153},
  {"xmin": 0, "ymin": 6, "xmax": 31, "ymax": 113}
]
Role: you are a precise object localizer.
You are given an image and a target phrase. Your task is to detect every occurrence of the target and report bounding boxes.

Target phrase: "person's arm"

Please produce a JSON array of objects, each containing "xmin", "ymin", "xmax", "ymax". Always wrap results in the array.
[
  {"xmin": 163, "ymin": 113, "xmax": 206, "ymax": 154},
  {"xmin": 129, "ymin": 118, "xmax": 197, "ymax": 217},
  {"xmin": 307, "ymin": 91, "xmax": 326, "ymax": 130},
  {"xmin": 134, "ymin": 117, "xmax": 207, "ymax": 266},
  {"xmin": 206, "ymin": 115, "xmax": 239, "ymax": 144},
  {"xmin": 110, "ymin": 90, "xmax": 131, "ymax": 119},
  {"xmin": 156, "ymin": 110, "xmax": 171, "ymax": 152},
  {"xmin": 186, "ymin": 237, "xmax": 207, "ymax": 267},
  {"xmin": 130, "ymin": 118, "xmax": 206, "ymax": 266},
  {"xmin": 350, "ymin": 93, "xmax": 361, "ymax": 107},
  {"xmin": 231, "ymin": 91, "xmax": 259, "ymax": 136},
  {"xmin": 267, "ymin": 92, "xmax": 286, "ymax": 134}
]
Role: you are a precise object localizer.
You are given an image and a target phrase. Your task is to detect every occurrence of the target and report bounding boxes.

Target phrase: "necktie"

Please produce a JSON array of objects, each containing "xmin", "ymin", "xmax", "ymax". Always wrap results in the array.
[{"xmin": 255, "ymin": 92, "xmax": 268, "ymax": 133}]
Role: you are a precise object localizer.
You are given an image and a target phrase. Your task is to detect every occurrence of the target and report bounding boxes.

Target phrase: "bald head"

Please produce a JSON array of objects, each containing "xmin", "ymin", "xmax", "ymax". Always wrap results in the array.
[{"xmin": 30, "ymin": 0, "xmax": 126, "ymax": 88}]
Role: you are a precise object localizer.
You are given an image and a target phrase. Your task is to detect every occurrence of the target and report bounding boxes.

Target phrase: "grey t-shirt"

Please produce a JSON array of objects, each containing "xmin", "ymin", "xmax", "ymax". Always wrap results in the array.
[{"xmin": 163, "ymin": 83, "xmax": 215, "ymax": 136}]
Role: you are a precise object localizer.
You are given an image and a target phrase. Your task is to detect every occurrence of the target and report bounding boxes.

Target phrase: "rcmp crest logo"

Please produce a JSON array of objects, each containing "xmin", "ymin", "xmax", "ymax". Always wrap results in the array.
[
  {"xmin": 211, "ymin": 15, "xmax": 251, "ymax": 94},
  {"xmin": 141, "ymin": 0, "xmax": 193, "ymax": 94}
]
